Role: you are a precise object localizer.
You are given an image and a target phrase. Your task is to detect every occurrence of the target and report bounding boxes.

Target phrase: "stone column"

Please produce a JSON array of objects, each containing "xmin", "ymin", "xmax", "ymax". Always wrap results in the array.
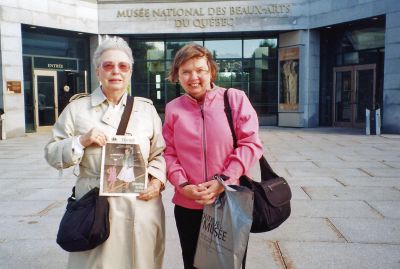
[
  {"xmin": 0, "ymin": 21, "xmax": 25, "ymax": 138},
  {"xmin": 278, "ymin": 30, "xmax": 320, "ymax": 127},
  {"xmin": 303, "ymin": 29, "xmax": 320, "ymax": 127},
  {"xmin": 382, "ymin": 5, "xmax": 400, "ymax": 133},
  {"xmin": 90, "ymin": 35, "xmax": 100, "ymax": 92}
]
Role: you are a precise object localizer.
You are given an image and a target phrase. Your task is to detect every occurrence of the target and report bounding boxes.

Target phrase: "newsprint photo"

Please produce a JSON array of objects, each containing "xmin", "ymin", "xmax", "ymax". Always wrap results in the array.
[{"xmin": 100, "ymin": 136, "xmax": 147, "ymax": 196}]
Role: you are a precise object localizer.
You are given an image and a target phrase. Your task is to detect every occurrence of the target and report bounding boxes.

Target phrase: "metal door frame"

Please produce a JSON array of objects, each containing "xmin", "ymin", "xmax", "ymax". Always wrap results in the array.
[
  {"xmin": 333, "ymin": 64, "xmax": 376, "ymax": 128},
  {"xmin": 33, "ymin": 70, "xmax": 58, "ymax": 131}
]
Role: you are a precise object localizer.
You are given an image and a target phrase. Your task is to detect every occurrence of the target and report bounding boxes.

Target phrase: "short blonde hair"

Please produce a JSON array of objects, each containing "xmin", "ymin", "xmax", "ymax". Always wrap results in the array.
[
  {"xmin": 93, "ymin": 35, "xmax": 134, "ymax": 68},
  {"xmin": 167, "ymin": 43, "xmax": 218, "ymax": 83}
]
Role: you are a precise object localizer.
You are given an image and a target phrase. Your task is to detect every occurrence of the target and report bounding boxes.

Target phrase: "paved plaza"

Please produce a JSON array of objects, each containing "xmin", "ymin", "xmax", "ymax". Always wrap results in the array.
[{"xmin": 0, "ymin": 127, "xmax": 399, "ymax": 269}]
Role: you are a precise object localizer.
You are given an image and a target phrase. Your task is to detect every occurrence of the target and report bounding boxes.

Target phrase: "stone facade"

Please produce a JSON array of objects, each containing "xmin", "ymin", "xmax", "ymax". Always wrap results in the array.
[
  {"xmin": 0, "ymin": 0, "xmax": 399, "ymax": 137},
  {"xmin": 0, "ymin": 0, "xmax": 97, "ymax": 137}
]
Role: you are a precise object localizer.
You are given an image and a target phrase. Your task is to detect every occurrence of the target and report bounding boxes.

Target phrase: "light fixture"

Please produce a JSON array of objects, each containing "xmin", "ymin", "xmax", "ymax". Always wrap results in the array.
[
  {"xmin": 77, "ymin": 32, "xmax": 84, "ymax": 35},
  {"xmin": 30, "ymin": 26, "xmax": 37, "ymax": 29},
  {"xmin": 372, "ymin": 17, "xmax": 378, "ymax": 20}
]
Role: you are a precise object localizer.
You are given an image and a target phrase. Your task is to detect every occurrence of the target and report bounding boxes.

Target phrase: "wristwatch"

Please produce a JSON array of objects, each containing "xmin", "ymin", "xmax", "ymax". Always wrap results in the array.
[
  {"xmin": 219, "ymin": 174, "xmax": 230, "ymax": 181},
  {"xmin": 213, "ymin": 174, "xmax": 229, "ymax": 181},
  {"xmin": 179, "ymin": 182, "xmax": 189, "ymax": 188}
]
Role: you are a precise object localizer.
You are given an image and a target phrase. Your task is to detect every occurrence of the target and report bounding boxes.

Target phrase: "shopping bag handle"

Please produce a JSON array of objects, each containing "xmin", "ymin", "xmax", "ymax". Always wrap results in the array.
[{"xmin": 212, "ymin": 174, "xmax": 238, "ymax": 192}]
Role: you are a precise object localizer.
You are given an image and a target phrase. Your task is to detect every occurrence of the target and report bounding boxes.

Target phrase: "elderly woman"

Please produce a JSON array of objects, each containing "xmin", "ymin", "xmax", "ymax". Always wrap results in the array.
[
  {"xmin": 45, "ymin": 36, "xmax": 166, "ymax": 269},
  {"xmin": 162, "ymin": 43, "xmax": 264, "ymax": 269}
]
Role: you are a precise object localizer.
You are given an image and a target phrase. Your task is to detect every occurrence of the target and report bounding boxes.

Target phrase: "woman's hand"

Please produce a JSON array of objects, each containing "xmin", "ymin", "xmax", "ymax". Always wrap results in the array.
[
  {"xmin": 79, "ymin": 128, "xmax": 107, "ymax": 147},
  {"xmin": 138, "ymin": 178, "xmax": 164, "ymax": 201},
  {"xmin": 180, "ymin": 184, "xmax": 207, "ymax": 201},
  {"xmin": 195, "ymin": 179, "xmax": 225, "ymax": 205}
]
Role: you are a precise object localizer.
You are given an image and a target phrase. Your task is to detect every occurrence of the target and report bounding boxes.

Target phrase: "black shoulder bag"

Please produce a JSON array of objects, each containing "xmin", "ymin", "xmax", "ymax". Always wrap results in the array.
[
  {"xmin": 223, "ymin": 89, "xmax": 291, "ymax": 233},
  {"xmin": 56, "ymin": 95, "xmax": 134, "ymax": 252}
]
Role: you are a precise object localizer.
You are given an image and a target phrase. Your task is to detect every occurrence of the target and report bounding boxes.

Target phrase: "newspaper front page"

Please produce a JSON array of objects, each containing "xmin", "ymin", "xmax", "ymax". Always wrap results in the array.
[{"xmin": 100, "ymin": 136, "xmax": 147, "ymax": 196}]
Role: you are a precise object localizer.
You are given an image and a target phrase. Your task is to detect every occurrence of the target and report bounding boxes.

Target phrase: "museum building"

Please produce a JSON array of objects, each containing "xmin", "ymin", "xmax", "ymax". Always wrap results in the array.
[{"xmin": 0, "ymin": 0, "xmax": 399, "ymax": 139}]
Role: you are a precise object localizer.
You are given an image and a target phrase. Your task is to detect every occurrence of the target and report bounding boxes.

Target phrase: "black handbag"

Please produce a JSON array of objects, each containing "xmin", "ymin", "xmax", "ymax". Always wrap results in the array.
[
  {"xmin": 56, "ymin": 95, "xmax": 134, "ymax": 252},
  {"xmin": 56, "ymin": 187, "xmax": 110, "ymax": 252},
  {"xmin": 223, "ymin": 89, "xmax": 292, "ymax": 233}
]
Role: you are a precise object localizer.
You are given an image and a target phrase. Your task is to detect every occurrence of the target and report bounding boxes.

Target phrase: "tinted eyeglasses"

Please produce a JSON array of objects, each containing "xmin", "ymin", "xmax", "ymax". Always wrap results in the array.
[{"xmin": 101, "ymin": 61, "xmax": 131, "ymax": 72}]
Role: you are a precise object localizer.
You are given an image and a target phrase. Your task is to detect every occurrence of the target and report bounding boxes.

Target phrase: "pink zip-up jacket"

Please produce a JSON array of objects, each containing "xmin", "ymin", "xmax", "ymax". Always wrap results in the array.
[{"xmin": 162, "ymin": 86, "xmax": 264, "ymax": 209}]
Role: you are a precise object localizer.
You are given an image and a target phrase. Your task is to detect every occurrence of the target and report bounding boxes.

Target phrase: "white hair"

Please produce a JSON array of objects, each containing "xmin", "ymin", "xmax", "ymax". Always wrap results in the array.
[{"xmin": 93, "ymin": 35, "xmax": 134, "ymax": 68}]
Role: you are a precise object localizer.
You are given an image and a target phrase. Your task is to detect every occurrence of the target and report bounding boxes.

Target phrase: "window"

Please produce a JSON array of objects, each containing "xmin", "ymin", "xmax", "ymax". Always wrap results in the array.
[
  {"xmin": 205, "ymin": 40, "xmax": 242, "ymax": 58},
  {"xmin": 130, "ymin": 36, "xmax": 278, "ymax": 124}
]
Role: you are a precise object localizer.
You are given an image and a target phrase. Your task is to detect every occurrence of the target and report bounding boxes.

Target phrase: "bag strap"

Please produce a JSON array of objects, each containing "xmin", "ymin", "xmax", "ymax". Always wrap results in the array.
[
  {"xmin": 116, "ymin": 95, "xmax": 134, "ymax": 135},
  {"xmin": 223, "ymin": 89, "xmax": 279, "ymax": 179},
  {"xmin": 223, "ymin": 89, "xmax": 281, "ymax": 269},
  {"xmin": 223, "ymin": 89, "xmax": 237, "ymax": 148}
]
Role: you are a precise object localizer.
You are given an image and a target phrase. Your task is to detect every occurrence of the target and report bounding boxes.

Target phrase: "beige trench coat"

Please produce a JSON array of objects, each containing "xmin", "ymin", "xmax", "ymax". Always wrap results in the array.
[{"xmin": 45, "ymin": 87, "xmax": 166, "ymax": 269}]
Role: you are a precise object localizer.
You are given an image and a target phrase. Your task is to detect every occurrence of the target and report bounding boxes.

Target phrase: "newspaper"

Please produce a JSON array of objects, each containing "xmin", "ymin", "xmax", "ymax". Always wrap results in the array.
[{"xmin": 100, "ymin": 135, "xmax": 147, "ymax": 196}]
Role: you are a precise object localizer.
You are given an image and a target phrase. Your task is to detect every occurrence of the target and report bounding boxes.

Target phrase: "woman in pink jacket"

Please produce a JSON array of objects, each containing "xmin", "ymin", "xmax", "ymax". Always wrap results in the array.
[{"xmin": 162, "ymin": 43, "xmax": 263, "ymax": 269}]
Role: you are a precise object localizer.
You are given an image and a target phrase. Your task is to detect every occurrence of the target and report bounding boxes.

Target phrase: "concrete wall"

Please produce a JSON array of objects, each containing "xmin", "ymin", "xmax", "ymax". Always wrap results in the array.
[
  {"xmin": 305, "ymin": 0, "xmax": 400, "ymax": 133},
  {"xmin": 98, "ymin": 0, "xmax": 309, "ymax": 34},
  {"xmin": 0, "ymin": 0, "xmax": 98, "ymax": 33},
  {"xmin": 0, "ymin": 0, "xmax": 98, "ymax": 138},
  {"xmin": 308, "ymin": 0, "xmax": 387, "ymax": 28}
]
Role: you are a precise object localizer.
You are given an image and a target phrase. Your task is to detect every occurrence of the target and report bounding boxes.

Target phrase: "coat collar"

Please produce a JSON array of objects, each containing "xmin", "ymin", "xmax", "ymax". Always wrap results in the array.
[
  {"xmin": 91, "ymin": 86, "xmax": 129, "ymax": 129},
  {"xmin": 91, "ymin": 86, "xmax": 128, "ymax": 107}
]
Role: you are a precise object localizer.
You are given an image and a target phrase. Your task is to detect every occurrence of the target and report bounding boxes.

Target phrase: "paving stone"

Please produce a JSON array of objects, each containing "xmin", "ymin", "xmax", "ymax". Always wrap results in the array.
[
  {"xmin": 313, "ymin": 161, "xmax": 389, "ymax": 169},
  {"xmin": 287, "ymin": 167, "xmax": 369, "ymax": 177},
  {"xmin": 163, "ymin": 239, "xmax": 184, "ymax": 269},
  {"xmin": 0, "ymin": 216, "xmax": 60, "ymax": 240},
  {"xmin": 287, "ymin": 176, "xmax": 343, "ymax": 187},
  {"xmin": 245, "ymin": 241, "xmax": 285, "ymax": 269},
  {"xmin": 163, "ymin": 217, "xmax": 184, "ymax": 268},
  {"xmin": 273, "ymin": 155, "xmax": 312, "ymax": 162},
  {"xmin": 382, "ymin": 161, "xmax": 400, "ymax": 168},
  {"xmin": 335, "ymin": 176, "xmax": 400, "ymax": 187},
  {"xmin": 303, "ymin": 186, "xmax": 400, "ymax": 201},
  {"xmin": 0, "ymin": 239, "xmax": 68, "ymax": 269},
  {"xmin": 292, "ymin": 200, "xmax": 381, "ymax": 218},
  {"xmin": 334, "ymin": 154, "xmax": 379, "ymax": 162},
  {"xmin": 1, "ymin": 128, "xmax": 400, "ymax": 269},
  {"xmin": 279, "ymin": 242, "xmax": 400, "ymax": 269},
  {"xmin": 20, "ymin": 188, "xmax": 72, "ymax": 201},
  {"xmin": 368, "ymin": 201, "xmax": 400, "ymax": 219},
  {"xmin": 250, "ymin": 217, "xmax": 346, "ymax": 243},
  {"xmin": 330, "ymin": 218, "xmax": 400, "ymax": 244},
  {"xmin": 0, "ymin": 179, "xmax": 17, "ymax": 188},
  {"xmin": 12, "ymin": 179, "xmax": 70, "ymax": 189},
  {"xmin": 273, "ymin": 161, "xmax": 319, "ymax": 169},
  {"xmin": 0, "ymin": 200, "xmax": 65, "ymax": 217},
  {"xmin": 360, "ymin": 167, "xmax": 400, "ymax": 177},
  {"xmin": 0, "ymin": 187, "xmax": 39, "ymax": 201},
  {"xmin": 291, "ymin": 186, "xmax": 312, "ymax": 200}
]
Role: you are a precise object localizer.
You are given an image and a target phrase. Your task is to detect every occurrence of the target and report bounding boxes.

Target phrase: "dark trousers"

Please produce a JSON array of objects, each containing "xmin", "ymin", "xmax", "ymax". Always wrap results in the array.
[{"xmin": 174, "ymin": 205, "xmax": 203, "ymax": 269}]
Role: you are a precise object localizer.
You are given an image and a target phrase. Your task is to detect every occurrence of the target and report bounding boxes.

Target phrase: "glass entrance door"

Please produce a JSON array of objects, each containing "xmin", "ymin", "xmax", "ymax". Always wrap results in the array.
[
  {"xmin": 34, "ymin": 70, "xmax": 58, "ymax": 130},
  {"xmin": 57, "ymin": 70, "xmax": 88, "ymax": 114},
  {"xmin": 355, "ymin": 66, "xmax": 376, "ymax": 124},
  {"xmin": 333, "ymin": 64, "xmax": 376, "ymax": 127}
]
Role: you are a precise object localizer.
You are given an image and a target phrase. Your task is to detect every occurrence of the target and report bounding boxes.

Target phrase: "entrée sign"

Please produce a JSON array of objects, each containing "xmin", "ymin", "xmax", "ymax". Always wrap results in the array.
[{"xmin": 116, "ymin": 4, "xmax": 291, "ymax": 28}]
